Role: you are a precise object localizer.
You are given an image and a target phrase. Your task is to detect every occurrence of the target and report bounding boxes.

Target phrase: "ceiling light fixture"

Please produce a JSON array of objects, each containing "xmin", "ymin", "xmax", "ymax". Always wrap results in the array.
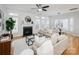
[
  {"xmin": 41, "ymin": 17, "xmax": 45, "ymax": 19},
  {"xmin": 38, "ymin": 8, "xmax": 42, "ymax": 12}
]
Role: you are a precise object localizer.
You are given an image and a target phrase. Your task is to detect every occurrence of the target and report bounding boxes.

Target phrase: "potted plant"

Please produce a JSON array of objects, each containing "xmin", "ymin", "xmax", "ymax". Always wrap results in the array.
[{"xmin": 6, "ymin": 17, "xmax": 16, "ymax": 39}]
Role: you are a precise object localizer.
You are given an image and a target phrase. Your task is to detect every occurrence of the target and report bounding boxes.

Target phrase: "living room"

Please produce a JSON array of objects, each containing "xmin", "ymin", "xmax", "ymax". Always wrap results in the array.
[{"xmin": 0, "ymin": 4, "xmax": 79, "ymax": 55}]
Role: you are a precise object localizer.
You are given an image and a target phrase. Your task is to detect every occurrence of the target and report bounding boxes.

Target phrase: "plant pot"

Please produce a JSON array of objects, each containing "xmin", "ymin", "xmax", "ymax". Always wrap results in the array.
[
  {"xmin": 11, "ymin": 34, "xmax": 13, "ymax": 39},
  {"xmin": 9, "ymin": 34, "xmax": 13, "ymax": 39}
]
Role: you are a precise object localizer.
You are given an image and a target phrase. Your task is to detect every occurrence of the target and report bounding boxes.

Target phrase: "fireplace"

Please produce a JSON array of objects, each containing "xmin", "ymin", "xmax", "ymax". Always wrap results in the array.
[{"xmin": 23, "ymin": 26, "xmax": 33, "ymax": 36}]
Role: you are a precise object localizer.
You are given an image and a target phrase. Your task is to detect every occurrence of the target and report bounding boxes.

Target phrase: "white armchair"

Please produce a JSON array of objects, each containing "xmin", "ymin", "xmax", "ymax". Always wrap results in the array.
[
  {"xmin": 11, "ymin": 38, "xmax": 34, "ymax": 55},
  {"xmin": 19, "ymin": 49, "xmax": 34, "ymax": 55}
]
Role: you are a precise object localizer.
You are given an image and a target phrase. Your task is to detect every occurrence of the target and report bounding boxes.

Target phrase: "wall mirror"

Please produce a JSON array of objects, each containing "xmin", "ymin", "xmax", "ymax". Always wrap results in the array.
[{"xmin": 25, "ymin": 16, "xmax": 31, "ymax": 22}]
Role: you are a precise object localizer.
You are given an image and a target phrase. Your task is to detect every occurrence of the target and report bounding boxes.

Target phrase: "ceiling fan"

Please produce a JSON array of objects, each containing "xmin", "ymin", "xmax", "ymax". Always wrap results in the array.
[{"xmin": 31, "ymin": 4, "xmax": 49, "ymax": 12}]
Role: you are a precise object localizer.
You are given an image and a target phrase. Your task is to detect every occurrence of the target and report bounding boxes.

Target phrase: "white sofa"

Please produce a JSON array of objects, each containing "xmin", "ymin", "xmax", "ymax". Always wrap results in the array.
[
  {"xmin": 35, "ymin": 33, "xmax": 69, "ymax": 55},
  {"xmin": 11, "ymin": 34, "xmax": 69, "ymax": 55},
  {"xmin": 50, "ymin": 33, "xmax": 69, "ymax": 55},
  {"xmin": 53, "ymin": 38, "xmax": 69, "ymax": 55},
  {"xmin": 37, "ymin": 40, "xmax": 54, "ymax": 55}
]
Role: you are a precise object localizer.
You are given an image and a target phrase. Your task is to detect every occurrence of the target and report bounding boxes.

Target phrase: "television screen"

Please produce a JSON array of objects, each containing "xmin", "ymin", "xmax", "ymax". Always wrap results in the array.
[{"xmin": 23, "ymin": 26, "xmax": 32, "ymax": 36}]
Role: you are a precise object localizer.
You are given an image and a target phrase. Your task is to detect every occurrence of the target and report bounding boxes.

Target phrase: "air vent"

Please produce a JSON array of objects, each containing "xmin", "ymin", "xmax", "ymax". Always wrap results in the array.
[{"xmin": 69, "ymin": 8, "xmax": 78, "ymax": 11}]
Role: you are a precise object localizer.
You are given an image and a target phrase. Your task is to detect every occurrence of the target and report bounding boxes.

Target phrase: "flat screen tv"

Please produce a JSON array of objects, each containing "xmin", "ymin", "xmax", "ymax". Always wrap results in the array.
[{"xmin": 23, "ymin": 26, "xmax": 33, "ymax": 36}]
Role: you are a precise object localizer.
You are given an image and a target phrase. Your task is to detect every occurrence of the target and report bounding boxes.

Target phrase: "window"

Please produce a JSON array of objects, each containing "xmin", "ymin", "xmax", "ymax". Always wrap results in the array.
[
  {"xmin": 54, "ymin": 18, "xmax": 74, "ymax": 32},
  {"xmin": 33, "ymin": 19, "xmax": 40, "ymax": 29},
  {"xmin": 55, "ymin": 19, "xmax": 68, "ymax": 31},
  {"xmin": 55, "ymin": 19, "xmax": 67, "ymax": 30},
  {"xmin": 9, "ymin": 13, "xmax": 18, "ymax": 33},
  {"xmin": 34, "ymin": 17, "xmax": 50, "ymax": 30},
  {"xmin": 69, "ymin": 18, "xmax": 74, "ymax": 32},
  {"xmin": 12, "ymin": 17, "xmax": 18, "ymax": 33}
]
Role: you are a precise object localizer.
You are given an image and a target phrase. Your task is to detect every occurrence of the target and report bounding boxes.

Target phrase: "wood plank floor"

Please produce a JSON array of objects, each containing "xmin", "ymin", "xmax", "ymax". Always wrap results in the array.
[
  {"xmin": 63, "ymin": 35, "xmax": 79, "ymax": 55},
  {"xmin": 13, "ymin": 34, "xmax": 79, "ymax": 55}
]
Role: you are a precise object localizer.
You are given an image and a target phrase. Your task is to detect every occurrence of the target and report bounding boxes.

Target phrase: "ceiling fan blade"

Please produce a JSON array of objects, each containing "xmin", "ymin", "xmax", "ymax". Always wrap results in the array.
[
  {"xmin": 36, "ymin": 4, "xmax": 41, "ymax": 8},
  {"xmin": 36, "ymin": 4, "xmax": 39, "ymax": 7},
  {"xmin": 42, "ymin": 6, "xmax": 49, "ymax": 8},
  {"xmin": 42, "ymin": 8, "xmax": 47, "ymax": 11}
]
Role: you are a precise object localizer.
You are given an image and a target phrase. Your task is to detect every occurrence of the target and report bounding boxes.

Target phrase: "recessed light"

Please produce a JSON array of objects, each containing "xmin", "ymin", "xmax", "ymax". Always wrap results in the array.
[
  {"xmin": 9, "ymin": 13, "xmax": 18, "ymax": 16},
  {"xmin": 41, "ymin": 17, "xmax": 45, "ymax": 19}
]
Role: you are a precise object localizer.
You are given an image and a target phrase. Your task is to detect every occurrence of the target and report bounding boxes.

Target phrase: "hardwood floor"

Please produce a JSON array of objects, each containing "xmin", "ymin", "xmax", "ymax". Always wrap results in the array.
[
  {"xmin": 63, "ymin": 35, "xmax": 79, "ymax": 55},
  {"xmin": 12, "ymin": 34, "xmax": 79, "ymax": 55}
]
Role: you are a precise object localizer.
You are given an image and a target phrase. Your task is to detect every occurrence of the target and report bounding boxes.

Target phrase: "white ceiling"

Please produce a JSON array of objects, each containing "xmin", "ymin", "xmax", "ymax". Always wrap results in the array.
[{"xmin": 4, "ymin": 4, "xmax": 79, "ymax": 16}]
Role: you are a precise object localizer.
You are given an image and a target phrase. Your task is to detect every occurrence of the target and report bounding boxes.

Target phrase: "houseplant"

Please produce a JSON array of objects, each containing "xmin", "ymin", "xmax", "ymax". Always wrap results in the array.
[{"xmin": 6, "ymin": 17, "xmax": 16, "ymax": 39}]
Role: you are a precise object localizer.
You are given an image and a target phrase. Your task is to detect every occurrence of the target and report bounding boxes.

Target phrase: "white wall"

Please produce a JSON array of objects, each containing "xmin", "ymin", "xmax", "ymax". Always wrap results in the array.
[
  {"xmin": 0, "ymin": 5, "xmax": 36, "ymax": 37},
  {"xmin": 6, "ymin": 8, "xmax": 50, "ymax": 37},
  {"xmin": 0, "ymin": 5, "xmax": 8, "ymax": 35},
  {"xmin": 49, "ymin": 11, "xmax": 79, "ymax": 36},
  {"xmin": 0, "ymin": 5, "xmax": 50, "ymax": 37},
  {"xmin": 1, "ymin": 4, "xmax": 79, "ymax": 36},
  {"xmin": 6, "ymin": 9, "xmax": 36, "ymax": 37}
]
